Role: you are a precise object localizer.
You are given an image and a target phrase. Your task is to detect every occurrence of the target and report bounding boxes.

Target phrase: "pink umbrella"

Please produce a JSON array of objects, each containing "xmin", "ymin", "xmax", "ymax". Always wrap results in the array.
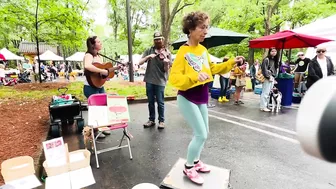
[
  {"xmin": 249, "ymin": 30, "xmax": 334, "ymax": 61},
  {"xmin": 249, "ymin": 30, "xmax": 333, "ymax": 49},
  {"xmin": 0, "ymin": 53, "xmax": 5, "ymax": 61}
]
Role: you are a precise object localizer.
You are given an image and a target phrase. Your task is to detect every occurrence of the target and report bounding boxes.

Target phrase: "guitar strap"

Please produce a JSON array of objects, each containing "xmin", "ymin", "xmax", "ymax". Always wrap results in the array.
[{"xmin": 98, "ymin": 53, "xmax": 126, "ymax": 65}]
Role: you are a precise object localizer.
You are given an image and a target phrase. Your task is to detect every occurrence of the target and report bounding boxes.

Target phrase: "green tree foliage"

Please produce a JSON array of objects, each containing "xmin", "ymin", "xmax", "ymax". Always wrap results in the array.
[
  {"xmin": 0, "ymin": 0, "xmax": 89, "ymax": 55},
  {"xmin": 181, "ymin": 0, "xmax": 336, "ymax": 62},
  {"xmin": 106, "ymin": 0, "xmax": 155, "ymax": 55}
]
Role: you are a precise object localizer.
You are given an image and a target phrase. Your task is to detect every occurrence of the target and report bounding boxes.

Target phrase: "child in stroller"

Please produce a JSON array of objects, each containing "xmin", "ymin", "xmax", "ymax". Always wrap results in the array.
[{"xmin": 0, "ymin": 64, "xmax": 18, "ymax": 86}]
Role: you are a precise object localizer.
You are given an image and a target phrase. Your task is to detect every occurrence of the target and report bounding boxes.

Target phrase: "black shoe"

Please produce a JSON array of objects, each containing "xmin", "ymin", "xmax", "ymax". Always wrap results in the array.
[{"xmin": 143, "ymin": 120, "xmax": 155, "ymax": 128}]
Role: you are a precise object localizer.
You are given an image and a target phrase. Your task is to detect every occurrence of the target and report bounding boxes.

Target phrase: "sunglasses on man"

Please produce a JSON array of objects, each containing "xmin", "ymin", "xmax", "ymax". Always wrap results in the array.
[{"xmin": 316, "ymin": 50, "xmax": 326, "ymax": 53}]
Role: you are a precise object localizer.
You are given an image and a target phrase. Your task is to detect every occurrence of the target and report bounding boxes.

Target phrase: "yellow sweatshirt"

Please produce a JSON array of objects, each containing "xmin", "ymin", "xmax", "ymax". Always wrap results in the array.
[{"xmin": 169, "ymin": 44, "xmax": 236, "ymax": 91}]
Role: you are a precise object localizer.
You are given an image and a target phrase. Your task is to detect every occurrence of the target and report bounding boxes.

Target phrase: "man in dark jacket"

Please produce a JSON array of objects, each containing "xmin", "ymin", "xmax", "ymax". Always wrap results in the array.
[
  {"xmin": 250, "ymin": 59, "xmax": 260, "ymax": 91},
  {"xmin": 306, "ymin": 47, "xmax": 334, "ymax": 89}
]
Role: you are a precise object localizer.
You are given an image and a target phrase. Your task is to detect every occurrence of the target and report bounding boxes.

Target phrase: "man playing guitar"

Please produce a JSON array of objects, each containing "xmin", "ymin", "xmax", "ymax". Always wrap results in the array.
[
  {"xmin": 83, "ymin": 36, "xmax": 121, "ymax": 138},
  {"xmin": 139, "ymin": 32, "xmax": 172, "ymax": 129}
]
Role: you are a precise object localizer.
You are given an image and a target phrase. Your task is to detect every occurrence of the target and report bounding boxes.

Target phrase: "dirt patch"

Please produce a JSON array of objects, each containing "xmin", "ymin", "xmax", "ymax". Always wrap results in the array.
[
  {"xmin": 13, "ymin": 82, "xmax": 68, "ymax": 91},
  {"xmin": 0, "ymin": 98, "xmax": 50, "ymax": 184}
]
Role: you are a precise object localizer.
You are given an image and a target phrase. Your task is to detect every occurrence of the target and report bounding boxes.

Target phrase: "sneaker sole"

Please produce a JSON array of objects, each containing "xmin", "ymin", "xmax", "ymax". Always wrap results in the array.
[{"xmin": 183, "ymin": 170, "xmax": 204, "ymax": 185}]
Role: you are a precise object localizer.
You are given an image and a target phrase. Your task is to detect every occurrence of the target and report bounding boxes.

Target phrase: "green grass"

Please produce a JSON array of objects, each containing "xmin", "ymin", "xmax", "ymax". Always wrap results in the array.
[
  {"xmin": 0, "ymin": 86, "xmax": 60, "ymax": 100},
  {"xmin": 0, "ymin": 81, "xmax": 178, "ymax": 101}
]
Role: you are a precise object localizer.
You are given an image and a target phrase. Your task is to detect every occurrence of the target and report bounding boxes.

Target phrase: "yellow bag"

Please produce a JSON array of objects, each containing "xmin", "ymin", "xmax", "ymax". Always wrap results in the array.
[
  {"xmin": 256, "ymin": 69, "xmax": 265, "ymax": 83},
  {"xmin": 256, "ymin": 58, "xmax": 269, "ymax": 83}
]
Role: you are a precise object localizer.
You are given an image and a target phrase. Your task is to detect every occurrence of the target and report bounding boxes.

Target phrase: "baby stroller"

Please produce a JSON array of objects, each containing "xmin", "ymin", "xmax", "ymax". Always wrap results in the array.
[
  {"xmin": 18, "ymin": 70, "xmax": 31, "ymax": 83},
  {"xmin": 49, "ymin": 87, "xmax": 84, "ymax": 138}
]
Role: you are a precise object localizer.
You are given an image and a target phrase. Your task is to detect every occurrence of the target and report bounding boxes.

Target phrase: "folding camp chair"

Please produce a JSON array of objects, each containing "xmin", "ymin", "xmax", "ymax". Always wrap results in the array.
[{"xmin": 88, "ymin": 93, "xmax": 133, "ymax": 168}]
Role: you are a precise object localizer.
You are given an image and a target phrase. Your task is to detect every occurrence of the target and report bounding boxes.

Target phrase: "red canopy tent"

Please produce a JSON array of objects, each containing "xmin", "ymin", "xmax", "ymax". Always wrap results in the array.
[
  {"xmin": 0, "ymin": 53, "xmax": 5, "ymax": 61},
  {"xmin": 249, "ymin": 30, "xmax": 333, "ymax": 49}
]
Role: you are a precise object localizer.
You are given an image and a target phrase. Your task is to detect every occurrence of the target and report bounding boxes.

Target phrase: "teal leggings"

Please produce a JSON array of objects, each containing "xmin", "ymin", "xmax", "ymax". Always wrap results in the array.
[{"xmin": 177, "ymin": 95, "xmax": 209, "ymax": 165}]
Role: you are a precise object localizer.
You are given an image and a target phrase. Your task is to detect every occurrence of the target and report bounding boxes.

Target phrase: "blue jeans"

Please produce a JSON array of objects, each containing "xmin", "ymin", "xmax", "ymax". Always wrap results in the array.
[
  {"xmin": 83, "ymin": 85, "xmax": 105, "ymax": 99},
  {"xmin": 260, "ymin": 79, "xmax": 274, "ymax": 109},
  {"xmin": 146, "ymin": 83, "xmax": 165, "ymax": 123},
  {"xmin": 219, "ymin": 76, "xmax": 229, "ymax": 97}
]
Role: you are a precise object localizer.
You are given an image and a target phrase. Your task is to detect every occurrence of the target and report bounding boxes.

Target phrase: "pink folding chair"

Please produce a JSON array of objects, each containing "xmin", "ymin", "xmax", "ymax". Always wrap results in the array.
[{"xmin": 88, "ymin": 93, "xmax": 133, "ymax": 168}]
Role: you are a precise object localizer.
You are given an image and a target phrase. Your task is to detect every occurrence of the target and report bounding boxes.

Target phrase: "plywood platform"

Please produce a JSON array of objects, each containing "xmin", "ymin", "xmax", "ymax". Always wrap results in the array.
[{"xmin": 160, "ymin": 158, "xmax": 231, "ymax": 189}]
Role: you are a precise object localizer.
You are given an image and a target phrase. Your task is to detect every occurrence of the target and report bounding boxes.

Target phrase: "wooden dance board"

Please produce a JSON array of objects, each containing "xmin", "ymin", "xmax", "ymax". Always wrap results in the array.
[{"xmin": 160, "ymin": 158, "xmax": 231, "ymax": 189}]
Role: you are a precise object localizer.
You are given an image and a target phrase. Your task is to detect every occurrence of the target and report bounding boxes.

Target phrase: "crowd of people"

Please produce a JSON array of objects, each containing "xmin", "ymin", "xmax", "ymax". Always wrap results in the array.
[
  {"xmin": 214, "ymin": 46, "xmax": 334, "ymax": 112},
  {"xmin": 0, "ymin": 59, "xmax": 83, "ymax": 85}
]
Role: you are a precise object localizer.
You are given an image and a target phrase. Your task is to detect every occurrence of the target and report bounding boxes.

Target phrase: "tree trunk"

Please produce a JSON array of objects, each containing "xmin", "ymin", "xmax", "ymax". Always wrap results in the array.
[
  {"xmin": 163, "ymin": 27, "xmax": 171, "ymax": 46},
  {"xmin": 263, "ymin": 0, "xmax": 281, "ymax": 58},
  {"xmin": 35, "ymin": 0, "xmax": 42, "ymax": 83},
  {"xmin": 159, "ymin": 0, "xmax": 194, "ymax": 47},
  {"xmin": 113, "ymin": 25, "xmax": 118, "ymax": 41},
  {"xmin": 112, "ymin": 8, "xmax": 119, "ymax": 41},
  {"xmin": 159, "ymin": 0, "xmax": 170, "ymax": 46},
  {"xmin": 248, "ymin": 48, "xmax": 254, "ymax": 66}
]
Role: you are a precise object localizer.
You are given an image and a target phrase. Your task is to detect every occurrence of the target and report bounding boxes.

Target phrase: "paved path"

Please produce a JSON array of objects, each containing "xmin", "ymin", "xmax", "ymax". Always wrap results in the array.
[{"xmin": 62, "ymin": 94, "xmax": 336, "ymax": 189}]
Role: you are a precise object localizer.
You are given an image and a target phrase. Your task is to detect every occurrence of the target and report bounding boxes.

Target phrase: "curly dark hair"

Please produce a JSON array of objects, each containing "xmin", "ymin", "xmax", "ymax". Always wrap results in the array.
[{"xmin": 182, "ymin": 11, "xmax": 209, "ymax": 35}]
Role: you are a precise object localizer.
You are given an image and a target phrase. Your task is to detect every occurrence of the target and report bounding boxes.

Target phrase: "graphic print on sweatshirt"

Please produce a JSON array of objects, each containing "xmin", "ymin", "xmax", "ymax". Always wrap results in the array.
[{"xmin": 184, "ymin": 51, "xmax": 210, "ymax": 72}]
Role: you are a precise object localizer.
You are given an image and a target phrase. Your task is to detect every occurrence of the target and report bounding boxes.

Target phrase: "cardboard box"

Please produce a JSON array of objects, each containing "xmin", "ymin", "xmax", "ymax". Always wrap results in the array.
[
  {"xmin": 1, "ymin": 156, "xmax": 35, "ymax": 182},
  {"xmin": 1, "ymin": 156, "xmax": 41, "ymax": 188},
  {"xmin": 43, "ymin": 144, "xmax": 91, "ymax": 176},
  {"xmin": 43, "ymin": 143, "xmax": 95, "ymax": 189}
]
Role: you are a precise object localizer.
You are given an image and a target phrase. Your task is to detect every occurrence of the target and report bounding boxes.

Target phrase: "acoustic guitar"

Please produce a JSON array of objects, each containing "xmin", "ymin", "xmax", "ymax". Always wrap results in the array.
[
  {"xmin": 84, "ymin": 62, "xmax": 116, "ymax": 88},
  {"xmin": 84, "ymin": 53, "xmax": 129, "ymax": 88}
]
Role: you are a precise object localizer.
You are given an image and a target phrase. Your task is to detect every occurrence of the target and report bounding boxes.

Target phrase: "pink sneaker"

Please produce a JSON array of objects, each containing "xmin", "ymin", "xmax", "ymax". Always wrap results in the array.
[
  {"xmin": 183, "ymin": 167, "xmax": 204, "ymax": 185},
  {"xmin": 194, "ymin": 160, "xmax": 211, "ymax": 173}
]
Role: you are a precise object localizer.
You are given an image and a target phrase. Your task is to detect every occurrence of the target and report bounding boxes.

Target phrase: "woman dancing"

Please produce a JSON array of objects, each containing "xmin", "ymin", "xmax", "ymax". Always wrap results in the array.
[{"xmin": 169, "ymin": 11, "xmax": 243, "ymax": 185}]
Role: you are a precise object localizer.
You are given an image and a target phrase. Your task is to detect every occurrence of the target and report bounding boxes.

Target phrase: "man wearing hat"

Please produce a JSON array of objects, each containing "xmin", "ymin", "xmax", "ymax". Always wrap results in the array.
[
  {"xmin": 139, "ymin": 32, "xmax": 172, "ymax": 129},
  {"xmin": 293, "ymin": 52, "xmax": 310, "ymax": 92}
]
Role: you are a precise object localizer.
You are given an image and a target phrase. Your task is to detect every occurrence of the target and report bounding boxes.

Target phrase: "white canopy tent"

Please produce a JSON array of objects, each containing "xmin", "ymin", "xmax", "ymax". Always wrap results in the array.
[
  {"xmin": 210, "ymin": 54, "xmax": 222, "ymax": 63},
  {"xmin": 120, "ymin": 54, "xmax": 142, "ymax": 70},
  {"xmin": 0, "ymin": 48, "xmax": 24, "ymax": 60},
  {"xmin": 66, "ymin": 52, "xmax": 85, "ymax": 61},
  {"xmin": 35, "ymin": 50, "xmax": 64, "ymax": 61},
  {"xmin": 293, "ymin": 15, "xmax": 336, "ymax": 64}
]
